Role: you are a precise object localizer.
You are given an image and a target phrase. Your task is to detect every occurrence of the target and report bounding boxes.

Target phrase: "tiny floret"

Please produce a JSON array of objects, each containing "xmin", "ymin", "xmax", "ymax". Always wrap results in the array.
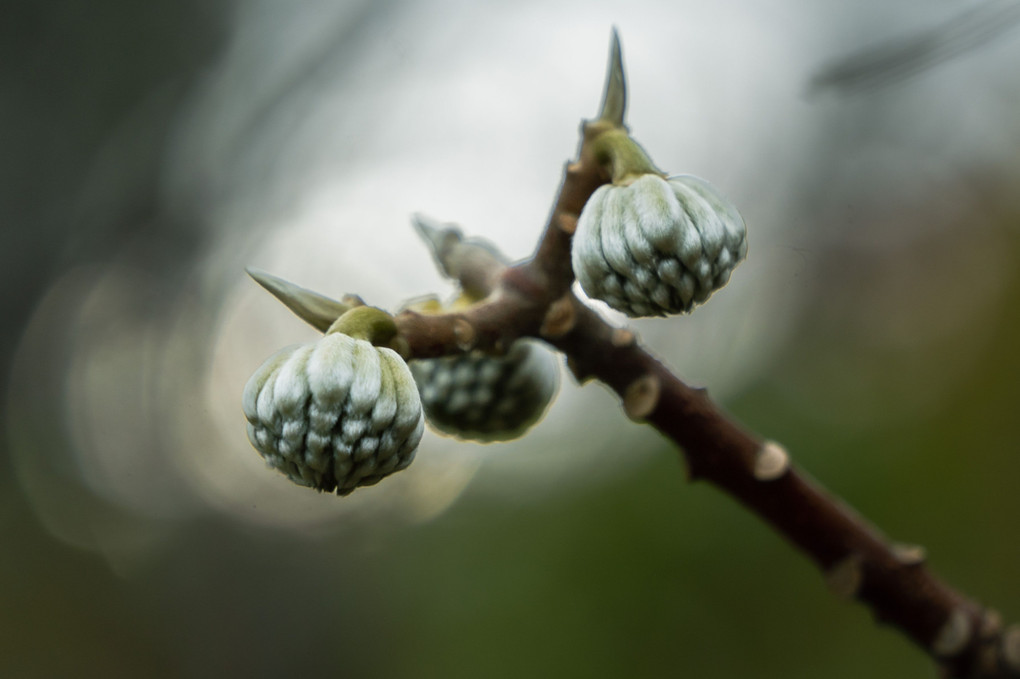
[
  {"xmin": 243, "ymin": 331, "xmax": 424, "ymax": 495},
  {"xmin": 572, "ymin": 174, "xmax": 747, "ymax": 317},
  {"xmin": 409, "ymin": 340, "xmax": 559, "ymax": 442}
]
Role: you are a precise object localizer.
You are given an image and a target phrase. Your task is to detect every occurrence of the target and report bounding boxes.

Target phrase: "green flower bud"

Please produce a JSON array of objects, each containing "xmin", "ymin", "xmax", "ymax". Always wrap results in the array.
[
  {"xmin": 242, "ymin": 330, "xmax": 424, "ymax": 495},
  {"xmin": 409, "ymin": 340, "xmax": 559, "ymax": 443},
  {"xmin": 571, "ymin": 173, "xmax": 747, "ymax": 317}
]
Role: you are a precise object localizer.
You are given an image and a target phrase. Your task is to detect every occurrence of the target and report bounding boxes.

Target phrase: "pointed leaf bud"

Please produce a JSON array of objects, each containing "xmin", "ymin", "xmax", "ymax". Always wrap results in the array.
[
  {"xmin": 243, "ymin": 329, "xmax": 424, "ymax": 495},
  {"xmin": 572, "ymin": 174, "xmax": 747, "ymax": 317},
  {"xmin": 409, "ymin": 340, "xmax": 560, "ymax": 443},
  {"xmin": 246, "ymin": 268, "xmax": 352, "ymax": 332},
  {"xmin": 597, "ymin": 28, "xmax": 627, "ymax": 128}
]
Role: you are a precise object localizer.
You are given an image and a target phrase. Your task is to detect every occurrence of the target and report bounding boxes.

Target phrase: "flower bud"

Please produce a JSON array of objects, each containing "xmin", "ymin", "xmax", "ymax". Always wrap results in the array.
[
  {"xmin": 243, "ymin": 331, "xmax": 424, "ymax": 495},
  {"xmin": 571, "ymin": 173, "xmax": 747, "ymax": 317},
  {"xmin": 409, "ymin": 340, "xmax": 559, "ymax": 442}
]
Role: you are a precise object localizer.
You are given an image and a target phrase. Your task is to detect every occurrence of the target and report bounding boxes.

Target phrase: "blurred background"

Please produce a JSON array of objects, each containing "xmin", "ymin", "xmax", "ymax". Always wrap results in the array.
[{"xmin": 3, "ymin": 0, "xmax": 1019, "ymax": 676}]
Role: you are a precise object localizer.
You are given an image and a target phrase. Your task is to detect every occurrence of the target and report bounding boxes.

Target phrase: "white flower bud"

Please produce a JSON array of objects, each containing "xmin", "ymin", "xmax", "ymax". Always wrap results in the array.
[
  {"xmin": 571, "ymin": 173, "xmax": 747, "ymax": 317},
  {"xmin": 409, "ymin": 340, "xmax": 559, "ymax": 442},
  {"xmin": 242, "ymin": 332, "xmax": 424, "ymax": 495}
]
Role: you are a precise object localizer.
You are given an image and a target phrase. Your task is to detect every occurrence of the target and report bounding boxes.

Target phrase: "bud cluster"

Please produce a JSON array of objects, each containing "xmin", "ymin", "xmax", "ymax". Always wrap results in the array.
[
  {"xmin": 571, "ymin": 173, "xmax": 747, "ymax": 317},
  {"xmin": 410, "ymin": 340, "xmax": 560, "ymax": 442},
  {"xmin": 243, "ymin": 329, "xmax": 424, "ymax": 495}
]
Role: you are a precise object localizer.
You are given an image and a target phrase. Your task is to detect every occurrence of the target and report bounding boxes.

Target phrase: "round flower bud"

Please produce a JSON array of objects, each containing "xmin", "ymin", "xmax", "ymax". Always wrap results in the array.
[
  {"xmin": 571, "ymin": 173, "xmax": 747, "ymax": 317},
  {"xmin": 409, "ymin": 340, "xmax": 559, "ymax": 443},
  {"xmin": 242, "ymin": 327, "xmax": 424, "ymax": 496}
]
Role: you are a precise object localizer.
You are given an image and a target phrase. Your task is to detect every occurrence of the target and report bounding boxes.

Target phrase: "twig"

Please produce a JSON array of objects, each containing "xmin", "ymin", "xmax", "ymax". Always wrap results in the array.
[
  {"xmin": 393, "ymin": 207, "xmax": 1019, "ymax": 679},
  {"xmin": 387, "ymin": 33, "xmax": 1019, "ymax": 679},
  {"xmin": 251, "ymin": 29, "xmax": 1019, "ymax": 678}
]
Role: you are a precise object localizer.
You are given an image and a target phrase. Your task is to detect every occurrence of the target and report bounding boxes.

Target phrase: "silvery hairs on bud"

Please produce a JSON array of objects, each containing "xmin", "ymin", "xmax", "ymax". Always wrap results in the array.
[
  {"xmin": 572, "ymin": 173, "xmax": 747, "ymax": 317},
  {"xmin": 409, "ymin": 340, "xmax": 560, "ymax": 443},
  {"xmin": 243, "ymin": 332, "xmax": 424, "ymax": 495}
]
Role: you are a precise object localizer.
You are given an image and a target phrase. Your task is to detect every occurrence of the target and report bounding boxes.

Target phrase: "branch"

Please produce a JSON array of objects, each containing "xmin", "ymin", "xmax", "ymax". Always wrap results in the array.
[
  {"xmin": 384, "ymin": 40, "xmax": 1020, "ymax": 676},
  {"xmin": 550, "ymin": 299, "xmax": 1020, "ymax": 679},
  {"xmin": 393, "ymin": 186, "xmax": 1020, "ymax": 679},
  {"xmin": 249, "ymin": 31, "xmax": 1020, "ymax": 679},
  {"xmin": 394, "ymin": 206, "xmax": 1020, "ymax": 679}
]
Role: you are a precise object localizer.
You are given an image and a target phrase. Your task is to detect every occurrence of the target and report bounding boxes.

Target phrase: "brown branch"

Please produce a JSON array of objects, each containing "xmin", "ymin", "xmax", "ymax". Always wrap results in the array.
[
  {"xmin": 391, "ymin": 134, "xmax": 1020, "ymax": 679},
  {"xmin": 245, "ymin": 31, "xmax": 1018, "ymax": 674},
  {"xmin": 273, "ymin": 31, "xmax": 1020, "ymax": 679},
  {"xmin": 553, "ymin": 296, "xmax": 1018, "ymax": 679}
]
